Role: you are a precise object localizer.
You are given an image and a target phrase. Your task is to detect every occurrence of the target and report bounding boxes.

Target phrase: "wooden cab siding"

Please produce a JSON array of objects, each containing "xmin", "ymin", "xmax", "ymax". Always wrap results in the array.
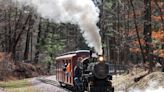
[{"xmin": 55, "ymin": 50, "xmax": 90, "ymax": 86}]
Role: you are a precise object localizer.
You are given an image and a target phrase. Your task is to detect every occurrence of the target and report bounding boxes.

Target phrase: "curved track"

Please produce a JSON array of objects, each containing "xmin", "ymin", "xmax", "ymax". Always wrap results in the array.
[{"xmin": 37, "ymin": 76, "xmax": 72, "ymax": 92}]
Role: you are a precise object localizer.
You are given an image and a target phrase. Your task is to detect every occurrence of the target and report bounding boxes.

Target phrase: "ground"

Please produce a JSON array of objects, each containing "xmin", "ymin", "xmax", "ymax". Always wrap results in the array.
[
  {"xmin": 0, "ymin": 76, "xmax": 68, "ymax": 92},
  {"xmin": 0, "ymin": 71, "xmax": 164, "ymax": 92},
  {"xmin": 29, "ymin": 76, "xmax": 69, "ymax": 92},
  {"xmin": 112, "ymin": 70, "xmax": 164, "ymax": 92}
]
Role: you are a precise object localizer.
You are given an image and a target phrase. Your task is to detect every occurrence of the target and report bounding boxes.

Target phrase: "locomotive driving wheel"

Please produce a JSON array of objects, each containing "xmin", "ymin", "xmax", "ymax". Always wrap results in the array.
[
  {"xmin": 73, "ymin": 82, "xmax": 84, "ymax": 92},
  {"xmin": 59, "ymin": 82, "xmax": 65, "ymax": 87},
  {"xmin": 87, "ymin": 81, "xmax": 93, "ymax": 92}
]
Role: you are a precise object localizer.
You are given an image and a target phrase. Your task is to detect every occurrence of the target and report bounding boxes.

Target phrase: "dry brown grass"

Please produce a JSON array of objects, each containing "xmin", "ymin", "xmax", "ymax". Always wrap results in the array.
[
  {"xmin": 134, "ymin": 72, "xmax": 164, "ymax": 89},
  {"xmin": 112, "ymin": 69, "xmax": 164, "ymax": 91},
  {"xmin": 0, "ymin": 79, "xmax": 42, "ymax": 92},
  {"xmin": 5, "ymin": 86, "xmax": 42, "ymax": 92}
]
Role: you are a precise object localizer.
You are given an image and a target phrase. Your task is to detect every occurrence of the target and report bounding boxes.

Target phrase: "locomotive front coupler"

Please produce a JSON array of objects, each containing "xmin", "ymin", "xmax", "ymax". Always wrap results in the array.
[{"xmin": 107, "ymin": 74, "xmax": 113, "ymax": 80}]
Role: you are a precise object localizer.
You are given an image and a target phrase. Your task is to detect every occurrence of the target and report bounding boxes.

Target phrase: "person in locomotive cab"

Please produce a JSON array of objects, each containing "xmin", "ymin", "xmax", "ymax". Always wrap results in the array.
[
  {"xmin": 66, "ymin": 63, "xmax": 71, "ymax": 76},
  {"xmin": 74, "ymin": 61, "xmax": 83, "ymax": 92},
  {"xmin": 62, "ymin": 62, "xmax": 67, "ymax": 71}
]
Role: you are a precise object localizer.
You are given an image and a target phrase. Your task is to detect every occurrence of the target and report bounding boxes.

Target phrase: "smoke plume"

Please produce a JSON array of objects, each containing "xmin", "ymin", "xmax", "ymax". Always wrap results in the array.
[{"xmin": 12, "ymin": 0, "xmax": 103, "ymax": 55}]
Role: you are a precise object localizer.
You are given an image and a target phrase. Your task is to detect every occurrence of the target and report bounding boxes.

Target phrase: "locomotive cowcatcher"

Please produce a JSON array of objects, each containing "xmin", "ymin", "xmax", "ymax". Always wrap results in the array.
[{"xmin": 55, "ymin": 50, "xmax": 114, "ymax": 92}]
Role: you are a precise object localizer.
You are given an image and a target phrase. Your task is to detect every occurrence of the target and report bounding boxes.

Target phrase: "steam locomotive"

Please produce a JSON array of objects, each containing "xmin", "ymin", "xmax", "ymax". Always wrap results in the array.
[
  {"xmin": 80, "ymin": 56, "xmax": 114, "ymax": 92},
  {"xmin": 55, "ymin": 50, "xmax": 114, "ymax": 92}
]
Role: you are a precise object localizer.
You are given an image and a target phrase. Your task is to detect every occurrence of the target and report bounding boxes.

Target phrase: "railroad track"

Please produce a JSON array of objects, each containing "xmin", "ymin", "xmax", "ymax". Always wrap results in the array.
[{"xmin": 37, "ymin": 77, "xmax": 72, "ymax": 92}]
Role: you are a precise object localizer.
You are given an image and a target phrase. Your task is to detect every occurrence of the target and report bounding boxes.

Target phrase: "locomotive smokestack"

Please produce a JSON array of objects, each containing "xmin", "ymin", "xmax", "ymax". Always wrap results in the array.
[
  {"xmin": 90, "ymin": 50, "xmax": 92, "ymax": 57},
  {"xmin": 98, "ymin": 47, "xmax": 105, "ymax": 62},
  {"xmin": 11, "ymin": 0, "xmax": 103, "ymax": 55},
  {"xmin": 101, "ymin": 47, "xmax": 105, "ymax": 55}
]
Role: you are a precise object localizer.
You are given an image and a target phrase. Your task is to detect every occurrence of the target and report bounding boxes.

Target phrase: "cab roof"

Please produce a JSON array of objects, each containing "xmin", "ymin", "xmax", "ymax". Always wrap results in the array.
[
  {"xmin": 56, "ymin": 50, "xmax": 90, "ymax": 60},
  {"xmin": 61, "ymin": 50, "xmax": 90, "ymax": 55}
]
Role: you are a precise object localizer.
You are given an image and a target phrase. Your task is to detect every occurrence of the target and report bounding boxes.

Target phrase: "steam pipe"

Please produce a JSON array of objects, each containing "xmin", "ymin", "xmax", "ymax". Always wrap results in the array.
[{"xmin": 89, "ymin": 49, "xmax": 93, "ymax": 57}]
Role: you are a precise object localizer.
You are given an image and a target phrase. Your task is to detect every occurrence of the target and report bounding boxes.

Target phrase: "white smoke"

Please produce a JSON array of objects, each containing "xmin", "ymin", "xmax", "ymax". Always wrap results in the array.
[{"xmin": 12, "ymin": 0, "xmax": 103, "ymax": 55}]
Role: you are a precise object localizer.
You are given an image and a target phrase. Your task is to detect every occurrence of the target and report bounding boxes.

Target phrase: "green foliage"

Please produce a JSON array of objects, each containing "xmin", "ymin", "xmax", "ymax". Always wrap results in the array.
[
  {"xmin": 42, "ymin": 41, "xmax": 65, "ymax": 63},
  {"xmin": 104, "ymin": 1, "xmax": 118, "ymax": 9},
  {"xmin": 44, "ymin": 55, "xmax": 52, "ymax": 64},
  {"xmin": 153, "ymin": 39, "xmax": 162, "ymax": 49}
]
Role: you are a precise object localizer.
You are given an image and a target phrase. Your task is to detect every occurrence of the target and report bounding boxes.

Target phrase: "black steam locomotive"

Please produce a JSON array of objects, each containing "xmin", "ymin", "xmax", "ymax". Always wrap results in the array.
[{"xmin": 74, "ymin": 55, "xmax": 114, "ymax": 92}]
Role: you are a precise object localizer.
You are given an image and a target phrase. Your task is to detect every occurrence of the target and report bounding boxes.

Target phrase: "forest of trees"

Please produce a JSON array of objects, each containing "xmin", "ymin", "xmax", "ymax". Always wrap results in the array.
[
  {"xmin": 0, "ymin": 0, "xmax": 88, "ymax": 64},
  {"xmin": 0, "ymin": 0, "xmax": 163, "ymax": 77},
  {"xmin": 100, "ymin": 0, "xmax": 163, "ymax": 72}
]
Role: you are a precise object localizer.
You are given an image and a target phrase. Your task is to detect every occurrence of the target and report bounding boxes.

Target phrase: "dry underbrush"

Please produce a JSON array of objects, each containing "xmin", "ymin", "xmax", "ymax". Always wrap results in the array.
[
  {"xmin": 0, "ymin": 52, "xmax": 46, "ymax": 81},
  {"xmin": 112, "ymin": 66, "xmax": 164, "ymax": 91},
  {"xmin": 133, "ymin": 72, "xmax": 164, "ymax": 89}
]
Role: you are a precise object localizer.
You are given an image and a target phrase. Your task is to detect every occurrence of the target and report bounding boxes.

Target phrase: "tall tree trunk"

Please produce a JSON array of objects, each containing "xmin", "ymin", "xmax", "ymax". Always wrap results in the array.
[
  {"xmin": 34, "ymin": 18, "xmax": 42, "ymax": 64},
  {"xmin": 126, "ymin": 0, "xmax": 130, "ymax": 67},
  {"xmin": 123, "ymin": 1, "xmax": 129, "ymax": 66},
  {"xmin": 14, "ymin": 14, "xmax": 32, "ymax": 47},
  {"xmin": 144, "ymin": 0, "xmax": 153, "ymax": 72},
  {"xmin": 30, "ymin": 32, "xmax": 33, "ymax": 61},
  {"xmin": 4, "ymin": 10, "xmax": 8, "ymax": 52},
  {"xmin": 154, "ymin": 0, "xmax": 164, "ymax": 30},
  {"xmin": 8, "ymin": 4, "xmax": 12, "ymax": 53},
  {"xmin": 98, "ymin": 0, "xmax": 104, "ymax": 54},
  {"xmin": 24, "ymin": 29, "xmax": 31, "ymax": 60},
  {"xmin": 130, "ymin": 0, "xmax": 146, "ymax": 64},
  {"xmin": 24, "ymin": 13, "xmax": 34, "ymax": 61},
  {"xmin": 11, "ymin": 8, "xmax": 23, "ymax": 59},
  {"xmin": 117, "ymin": 2, "xmax": 121, "ymax": 65},
  {"xmin": 12, "ymin": 13, "xmax": 32, "ymax": 60},
  {"xmin": 44, "ymin": 20, "xmax": 50, "ymax": 42},
  {"xmin": 12, "ymin": 10, "xmax": 23, "ymax": 46}
]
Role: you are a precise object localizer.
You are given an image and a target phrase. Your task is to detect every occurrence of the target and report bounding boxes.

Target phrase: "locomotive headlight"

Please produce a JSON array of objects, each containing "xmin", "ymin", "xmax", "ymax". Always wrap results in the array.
[{"xmin": 98, "ymin": 56, "xmax": 104, "ymax": 62}]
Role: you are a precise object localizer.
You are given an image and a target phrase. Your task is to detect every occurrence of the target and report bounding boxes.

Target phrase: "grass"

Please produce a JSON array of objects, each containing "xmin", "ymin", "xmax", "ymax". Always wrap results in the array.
[
  {"xmin": 0, "ymin": 80, "xmax": 29, "ymax": 88},
  {"xmin": 0, "ymin": 79, "xmax": 42, "ymax": 92},
  {"xmin": 5, "ymin": 87, "xmax": 42, "ymax": 92}
]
